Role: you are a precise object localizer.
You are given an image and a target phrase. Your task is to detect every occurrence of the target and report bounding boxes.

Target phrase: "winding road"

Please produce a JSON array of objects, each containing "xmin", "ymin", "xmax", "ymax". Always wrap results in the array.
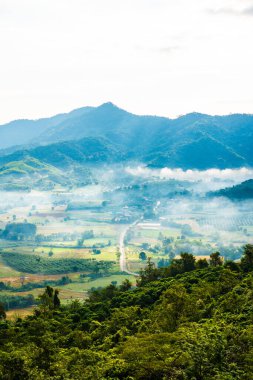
[{"xmin": 119, "ymin": 220, "xmax": 139, "ymax": 276}]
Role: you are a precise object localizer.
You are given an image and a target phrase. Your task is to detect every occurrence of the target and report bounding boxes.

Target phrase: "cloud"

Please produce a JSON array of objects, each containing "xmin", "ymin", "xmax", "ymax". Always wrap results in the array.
[
  {"xmin": 0, "ymin": 0, "xmax": 253, "ymax": 123},
  {"xmin": 135, "ymin": 43, "xmax": 180, "ymax": 55},
  {"xmin": 125, "ymin": 166, "xmax": 253, "ymax": 192},
  {"xmin": 126, "ymin": 166, "xmax": 253, "ymax": 181},
  {"xmin": 242, "ymin": 6, "xmax": 253, "ymax": 14},
  {"xmin": 157, "ymin": 45, "xmax": 180, "ymax": 54},
  {"xmin": 208, "ymin": 4, "xmax": 253, "ymax": 17}
]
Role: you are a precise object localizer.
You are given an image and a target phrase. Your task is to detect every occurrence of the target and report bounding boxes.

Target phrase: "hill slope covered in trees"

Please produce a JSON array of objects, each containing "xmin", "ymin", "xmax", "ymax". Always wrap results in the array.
[
  {"xmin": 0, "ymin": 246, "xmax": 253, "ymax": 379},
  {"xmin": 210, "ymin": 179, "xmax": 253, "ymax": 200}
]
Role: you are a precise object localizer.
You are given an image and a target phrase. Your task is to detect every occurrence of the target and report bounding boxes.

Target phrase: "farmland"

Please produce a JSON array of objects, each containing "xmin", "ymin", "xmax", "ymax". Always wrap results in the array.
[{"xmin": 0, "ymin": 174, "xmax": 253, "ymax": 316}]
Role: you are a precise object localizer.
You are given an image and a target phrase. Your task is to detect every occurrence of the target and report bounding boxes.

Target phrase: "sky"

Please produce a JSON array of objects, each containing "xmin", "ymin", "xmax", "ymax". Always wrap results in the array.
[{"xmin": 0, "ymin": 0, "xmax": 253, "ymax": 123}]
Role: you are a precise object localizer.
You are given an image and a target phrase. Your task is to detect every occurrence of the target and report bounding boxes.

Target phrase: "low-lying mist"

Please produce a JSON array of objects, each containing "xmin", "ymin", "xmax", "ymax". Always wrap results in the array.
[
  {"xmin": 125, "ymin": 166, "xmax": 253, "ymax": 192},
  {"xmin": 0, "ymin": 163, "xmax": 252, "ymax": 256}
]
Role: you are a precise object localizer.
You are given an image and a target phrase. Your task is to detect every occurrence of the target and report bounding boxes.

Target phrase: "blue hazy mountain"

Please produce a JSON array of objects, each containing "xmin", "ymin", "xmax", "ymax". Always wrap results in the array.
[
  {"xmin": 0, "ymin": 106, "xmax": 94, "ymax": 151},
  {"xmin": 0, "ymin": 103, "xmax": 252, "ymax": 169}
]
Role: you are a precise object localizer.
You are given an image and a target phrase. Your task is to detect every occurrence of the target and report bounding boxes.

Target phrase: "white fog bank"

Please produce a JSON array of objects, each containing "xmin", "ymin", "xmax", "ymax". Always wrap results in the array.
[{"xmin": 125, "ymin": 166, "xmax": 253, "ymax": 192}]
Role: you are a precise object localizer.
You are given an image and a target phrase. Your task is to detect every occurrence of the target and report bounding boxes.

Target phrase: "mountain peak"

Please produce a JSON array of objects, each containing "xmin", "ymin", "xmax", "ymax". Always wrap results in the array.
[
  {"xmin": 178, "ymin": 112, "xmax": 209, "ymax": 120},
  {"xmin": 95, "ymin": 102, "xmax": 131, "ymax": 116},
  {"xmin": 99, "ymin": 101, "xmax": 117, "ymax": 107}
]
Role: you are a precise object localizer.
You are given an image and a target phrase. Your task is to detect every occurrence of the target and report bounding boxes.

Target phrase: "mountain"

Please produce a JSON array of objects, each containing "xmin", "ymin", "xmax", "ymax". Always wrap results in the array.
[
  {"xmin": 0, "ymin": 106, "xmax": 94, "ymax": 151},
  {"xmin": 210, "ymin": 179, "xmax": 253, "ymax": 199},
  {"xmin": 0, "ymin": 103, "xmax": 253, "ymax": 169}
]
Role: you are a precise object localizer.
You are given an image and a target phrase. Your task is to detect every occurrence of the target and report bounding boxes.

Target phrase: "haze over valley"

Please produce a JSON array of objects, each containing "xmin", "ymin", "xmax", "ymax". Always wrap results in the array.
[{"xmin": 0, "ymin": 103, "xmax": 252, "ymax": 318}]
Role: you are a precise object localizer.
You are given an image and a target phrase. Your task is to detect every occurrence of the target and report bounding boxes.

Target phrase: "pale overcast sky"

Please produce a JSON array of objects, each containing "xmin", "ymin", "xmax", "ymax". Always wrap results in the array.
[{"xmin": 0, "ymin": 0, "xmax": 253, "ymax": 123}]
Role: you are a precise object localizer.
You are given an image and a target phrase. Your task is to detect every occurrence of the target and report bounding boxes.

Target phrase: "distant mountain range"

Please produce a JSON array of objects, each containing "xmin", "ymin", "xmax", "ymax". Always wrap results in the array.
[{"xmin": 0, "ymin": 102, "xmax": 253, "ymax": 170}]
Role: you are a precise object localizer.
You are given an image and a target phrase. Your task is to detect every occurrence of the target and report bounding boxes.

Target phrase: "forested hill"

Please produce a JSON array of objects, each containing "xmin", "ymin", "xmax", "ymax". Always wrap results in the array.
[
  {"xmin": 0, "ymin": 103, "xmax": 253, "ymax": 169},
  {"xmin": 210, "ymin": 179, "xmax": 253, "ymax": 199},
  {"xmin": 0, "ymin": 246, "xmax": 253, "ymax": 379}
]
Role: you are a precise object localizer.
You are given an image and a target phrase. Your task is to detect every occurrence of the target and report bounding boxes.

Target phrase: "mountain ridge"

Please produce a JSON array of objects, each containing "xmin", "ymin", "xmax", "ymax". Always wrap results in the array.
[{"xmin": 0, "ymin": 103, "xmax": 252, "ymax": 169}]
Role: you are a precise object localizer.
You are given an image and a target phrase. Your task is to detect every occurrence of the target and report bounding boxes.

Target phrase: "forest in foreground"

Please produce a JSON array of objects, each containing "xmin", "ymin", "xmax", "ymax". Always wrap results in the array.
[{"xmin": 0, "ymin": 246, "xmax": 253, "ymax": 380}]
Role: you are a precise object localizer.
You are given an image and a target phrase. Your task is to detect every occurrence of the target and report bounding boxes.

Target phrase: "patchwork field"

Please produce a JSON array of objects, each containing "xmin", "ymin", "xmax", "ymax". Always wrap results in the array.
[{"xmin": 0, "ymin": 186, "xmax": 252, "ymax": 316}]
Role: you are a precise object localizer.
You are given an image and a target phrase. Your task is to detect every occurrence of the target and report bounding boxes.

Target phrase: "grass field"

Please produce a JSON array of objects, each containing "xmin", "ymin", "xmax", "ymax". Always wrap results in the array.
[
  {"xmin": 0, "ymin": 257, "xmax": 21, "ymax": 278},
  {"xmin": 6, "ymin": 306, "xmax": 35, "ymax": 320},
  {"xmin": 58, "ymin": 274, "xmax": 136, "ymax": 292},
  {"xmin": 4, "ymin": 245, "xmax": 119, "ymax": 261}
]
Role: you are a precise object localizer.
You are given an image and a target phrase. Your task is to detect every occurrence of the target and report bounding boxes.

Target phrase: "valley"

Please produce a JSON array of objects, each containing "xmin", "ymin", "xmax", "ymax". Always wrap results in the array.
[
  {"xmin": 0, "ymin": 164, "xmax": 253, "ymax": 317},
  {"xmin": 0, "ymin": 104, "xmax": 253, "ymax": 317}
]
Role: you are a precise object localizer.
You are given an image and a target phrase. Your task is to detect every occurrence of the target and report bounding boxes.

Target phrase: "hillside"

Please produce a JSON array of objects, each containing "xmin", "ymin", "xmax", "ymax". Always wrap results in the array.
[
  {"xmin": 0, "ymin": 103, "xmax": 252, "ymax": 169},
  {"xmin": 0, "ymin": 247, "xmax": 252, "ymax": 379},
  {"xmin": 210, "ymin": 179, "xmax": 253, "ymax": 199},
  {"xmin": 0, "ymin": 137, "xmax": 122, "ymax": 169},
  {"xmin": 0, "ymin": 157, "xmax": 61, "ymax": 177},
  {"xmin": 0, "ymin": 154, "xmax": 94, "ymax": 191}
]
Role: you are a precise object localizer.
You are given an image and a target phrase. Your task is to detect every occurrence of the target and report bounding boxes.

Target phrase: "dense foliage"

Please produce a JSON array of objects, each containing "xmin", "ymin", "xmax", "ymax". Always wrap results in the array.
[
  {"xmin": 1, "ymin": 252, "xmax": 114, "ymax": 275},
  {"xmin": 1, "ymin": 222, "xmax": 37, "ymax": 240},
  {"xmin": 210, "ymin": 179, "xmax": 253, "ymax": 200},
  {"xmin": 0, "ymin": 245, "xmax": 252, "ymax": 379}
]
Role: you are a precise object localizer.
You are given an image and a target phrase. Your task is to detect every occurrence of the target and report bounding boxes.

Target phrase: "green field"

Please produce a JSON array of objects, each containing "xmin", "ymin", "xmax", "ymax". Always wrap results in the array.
[
  {"xmin": 1, "ymin": 252, "xmax": 115, "ymax": 275},
  {"xmin": 58, "ymin": 274, "xmax": 136, "ymax": 292},
  {"xmin": 0, "ymin": 257, "xmax": 21, "ymax": 277}
]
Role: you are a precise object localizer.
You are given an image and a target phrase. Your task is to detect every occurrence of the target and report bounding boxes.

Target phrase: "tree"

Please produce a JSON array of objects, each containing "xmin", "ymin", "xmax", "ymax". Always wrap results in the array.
[
  {"xmin": 45, "ymin": 285, "xmax": 53, "ymax": 297},
  {"xmin": 76, "ymin": 238, "xmax": 84, "ymax": 248},
  {"xmin": 196, "ymin": 258, "xmax": 209, "ymax": 269},
  {"xmin": 168, "ymin": 253, "xmax": 196, "ymax": 276},
  {"xmin": 157, "ymin": 258, "xmax": 170, "ymax": 268},
  {"xmin": 180, "ymin": 252, "xmax": 196, "ymax": 272},
  {"xmin": 53, "ymin": 289, "xmax": 60, "ymax": 308},
  {"xmin": 137, "ymin": 258, "xmax": 159, "ymax": 286},
  {"xmin": 0, "ymin": 302, "xmax": 6, "ymax": 320},
  {"xmin": 240, "ymin": 244, "xmax": 253, "ymax": 272},
  {"xmin": 209, "ymin": 252, "xmax": 223, "ymax": 267},
  {"xmin": 139, "ymin": 251, "xmax": 147, "ymax": 261},
  {"xmin": 119, "ymin": 279, "xmax": 132, "ymax": 291},
  {"xmin": 168, "ymin": 251, "xmax": 176, "ymax": 263},
  {"xmin": 224, "ymin": 260, "xmax": 240, "ymax": 272},
  {"xmin": 141, "ymin": 243, "xmax": 150, "ymax": 250},
  {"xmin": 92, "ymin": 249, "xmax": 101, "ymax": 255},
  {"xmin": 38, "ymin": 286, "xmax": 60, "ymax": 314}
]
